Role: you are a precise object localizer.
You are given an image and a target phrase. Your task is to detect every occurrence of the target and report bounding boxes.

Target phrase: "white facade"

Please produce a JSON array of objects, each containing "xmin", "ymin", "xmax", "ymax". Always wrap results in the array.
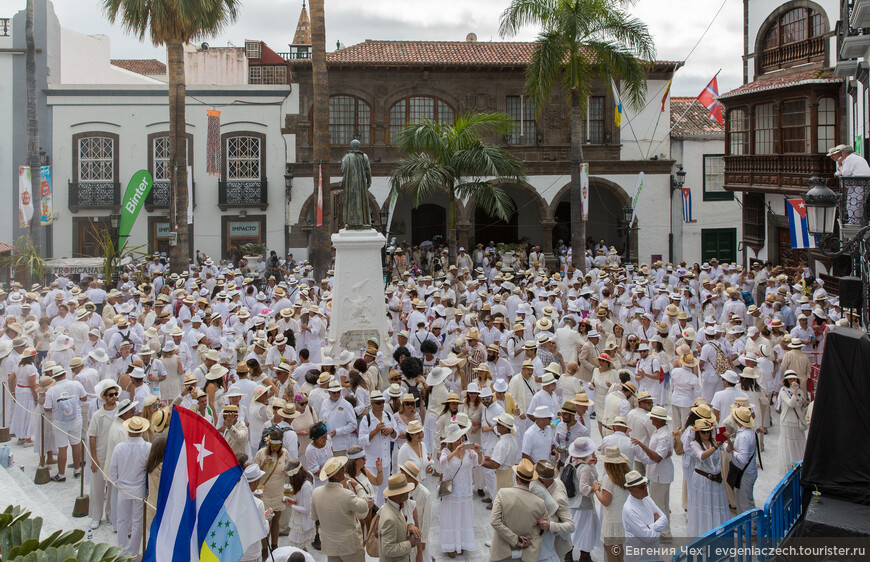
[{"xmin": 0, "ymin": 21, "xmax": 15, "ymax": 247}]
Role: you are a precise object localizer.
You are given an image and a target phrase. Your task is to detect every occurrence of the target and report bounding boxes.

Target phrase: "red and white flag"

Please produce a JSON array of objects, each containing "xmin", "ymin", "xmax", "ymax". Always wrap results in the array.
[
  {"xmin": 316, "ymin": 164, "xmax": 323, "ymax": 227},
  {"xmin": 697, "ymin": 75, "xmax": 723, "ymax": 125}
]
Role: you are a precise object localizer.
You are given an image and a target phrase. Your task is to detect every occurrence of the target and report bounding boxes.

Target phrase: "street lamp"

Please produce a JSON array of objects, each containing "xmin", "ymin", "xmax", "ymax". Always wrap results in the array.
[
  {"xmin": 671, "ymin": 165, "xmax": 687, "ymax": 191},
  {"xmin": 284, "ymin": 167, "xmax": 294, "ymax": 201},
  {"xmin": 621, "ymin": 203, "xmax": 634, "ymax": 263},
  {"xmin": 803, "ymin": 176, "xmax": 838, "ymax": 236},
  {"xmin": 379, "ymin": 208, "xmax": 390, "ymax": 235},
  {"xmin": 668, "ymin": 165, "xmax": 687, "ymax": 263}
]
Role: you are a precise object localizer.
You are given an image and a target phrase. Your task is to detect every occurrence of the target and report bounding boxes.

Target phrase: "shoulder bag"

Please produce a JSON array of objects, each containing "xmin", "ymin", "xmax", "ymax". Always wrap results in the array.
[{"xmin": 438, "ymin": 455, "xmax": 464, "ymax": 498}]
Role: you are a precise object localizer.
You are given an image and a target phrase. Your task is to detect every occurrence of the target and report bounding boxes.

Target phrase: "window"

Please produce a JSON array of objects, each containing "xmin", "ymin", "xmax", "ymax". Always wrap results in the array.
[
  {"xmin": 703, "ymin": 155, "xmax": 731, "ymax": 201},
  {"xmin": 153, "ymin": 136, "xmax": 170, "ymax": 181},
  {"xmin": 760, "ymin": 8, "xmax": 826, "ymax": 72},
  {"xmin": 701, "ymin": 228, "xmax": 737, "ymax": 263},
  {"xmin": 226, "ymin": 136, "xmax": 261, "ymax": 180},
  {"xmin": 78, "ymin": 136, "xmax": 115, "ymax": 182},
  {"xmin": 506, "ymin": 95, "xmax": 536, "ymax": 144},
  {"xmin": 249, "ymin": 65, "xmax": 287, "ymax": 85},
  {"xmin": 781, "ymin": 99, "xmax": 809, "ymax": 153},
  {"xmin": 248, "ymin": 66, "xmax": 261, "ymax": 84},
  {"xmin": 330, "ymin": 95, "xmax": 372, "ymax": 145},
  {"xmin": 587, "ymin": 96, "xmax": 605, "ymax": 143},
  {"xmin": 729, "ymin": 108, "xmax": 749, "ymax": 155},
  {"xmin": 743, "ymin": 192, "xmax": 766, "ymax": 246},
  {"xmin": 245, "ymin": 41, "xmax": 261, "ymax": 60},
  {"xmin": 754, "ymin": 103, "xmax": 778, "ymax": 154},
  {"xmin": 389, "ymin": 96, "xmax": 455, "ymax": 142},
  {"xmin": 817, "ymin": 97, "xmax": 836, "ymax": 154}
]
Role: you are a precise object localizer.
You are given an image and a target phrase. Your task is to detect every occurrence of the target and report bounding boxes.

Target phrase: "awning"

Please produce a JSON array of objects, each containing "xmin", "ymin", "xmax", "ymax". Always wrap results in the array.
[{"xmin": 44, "ymin": 258, "xmax": 105, "ymax": 276}]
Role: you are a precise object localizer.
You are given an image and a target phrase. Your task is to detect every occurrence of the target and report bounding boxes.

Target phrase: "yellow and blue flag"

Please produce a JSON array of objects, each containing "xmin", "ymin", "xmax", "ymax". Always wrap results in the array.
[{"xmin": 611, "ymin": 80, "xmax": 623, "ymax": 127}]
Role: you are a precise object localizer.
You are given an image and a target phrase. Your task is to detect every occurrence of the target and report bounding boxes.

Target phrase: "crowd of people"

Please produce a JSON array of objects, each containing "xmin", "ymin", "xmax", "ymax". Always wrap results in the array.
[{"xmin": 0, "ymin": 242, "xmax": 837, "ymax": 561}]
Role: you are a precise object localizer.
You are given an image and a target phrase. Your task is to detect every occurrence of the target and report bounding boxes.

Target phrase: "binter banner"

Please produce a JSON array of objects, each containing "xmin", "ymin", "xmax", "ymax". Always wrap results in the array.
[{"xmin": 118, "ymin": 170, "xmax": 153, "ymax": 251}]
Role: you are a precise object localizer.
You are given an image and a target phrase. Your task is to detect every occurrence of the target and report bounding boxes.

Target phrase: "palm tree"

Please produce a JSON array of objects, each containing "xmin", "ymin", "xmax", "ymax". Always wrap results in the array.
[
  {"xmin": 390, "ymin": 112, "xmax": 526, "ymax": 258},
  {"xmin": 25, "ymin": 0, "xmax": 40, "ymax": 256},
  {"xmin": 500, "ymin": 0, "xmax": 655, "ymax": 271},
  {"xmin": 102, "ymin": 0, "xmax": 240, "ymax": 274},
  {"xmin": 308, "ymin": 0, "xmax": 331, "ymax": 280}
]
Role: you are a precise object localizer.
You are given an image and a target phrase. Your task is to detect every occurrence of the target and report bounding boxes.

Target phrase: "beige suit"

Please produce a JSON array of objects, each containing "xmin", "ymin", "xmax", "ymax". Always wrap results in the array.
[
  {"xmin": 489, "ymin": 485, "xmax": 548, "ymax": 562},
  {"xmin": 378, "ymin": 500, "xmax": 412, "ymax": 562},
  {"xmin": 219, "ymin": 422, "xmax": 248, "ymax": 457},
  {"xmin": 546, "ymin": 479, "xmax": 576, "ymax": 559},
  {"xmin": 310, "ymin": 481, "xmax": 370, "ymax": 559},
  {"xmin": 577, "ymin": 342, "xmax": 599, "ymax": 383}
]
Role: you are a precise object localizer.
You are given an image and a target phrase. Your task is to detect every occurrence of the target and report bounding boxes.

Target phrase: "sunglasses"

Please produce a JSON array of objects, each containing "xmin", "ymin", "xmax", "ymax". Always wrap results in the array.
[
  {"xmin": 105, "ymin": 392, "xmax": 119, "ymax": 398},
  {"xmin": 297, "ymin": 401, "xmax": 308, "ymax": 406}
]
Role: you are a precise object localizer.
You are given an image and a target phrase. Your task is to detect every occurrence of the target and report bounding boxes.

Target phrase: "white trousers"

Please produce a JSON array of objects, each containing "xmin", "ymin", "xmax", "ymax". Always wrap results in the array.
[
  {"xmin": 88, "ymin": 461, "xmax": 113, "ymax": 523},
  {"xmin": 735, "ymin": 471, "xmax": 757, "ymax": 514},
  {"xmin": 116, "ymin": 493, "xmax": 144, "ymax": 557},
  {"xmin": 649, "ymin": 481, "xmax": 671, "ymax": 537}
]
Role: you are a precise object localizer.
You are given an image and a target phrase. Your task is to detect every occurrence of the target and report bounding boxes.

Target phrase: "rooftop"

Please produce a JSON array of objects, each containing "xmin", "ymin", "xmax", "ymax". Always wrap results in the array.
[
  {"xmin": 671, "ymin": 96, "xmax": 724, "ymax": 138},
  {"xmin": 719, "ymin": 68, "xmax": 842, "ymax": 100},
  {"xmin": 111, "ymin": 59, "xmax": 166, "ymax": 76},
  {"xmin": 288, "ymin": 39, "xmax": 681, "ymax": 71}
]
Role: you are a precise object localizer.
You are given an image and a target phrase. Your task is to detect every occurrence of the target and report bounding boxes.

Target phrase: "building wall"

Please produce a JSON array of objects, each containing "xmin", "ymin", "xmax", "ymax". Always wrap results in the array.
[
  {"xmin": 672, "ymin": 137, "xmax": 744, "ymax": 264},
  {"xmin": 0, "ymin": 21, "xmax": 14, "ymax": 246},
  {"xmin": 620, "ymin": 78, "xmax": 675, "ymax": 161},
  {"xmin": 48, "ymin": 85, "xmax": 296, "ymax": 259},
  {"xmin": 184, "ymin": 45, "xmax": 249, "ymax": 86},
  {"xmin": 59, "ymin": 29, "xmax": 159, "ymax": 85}
]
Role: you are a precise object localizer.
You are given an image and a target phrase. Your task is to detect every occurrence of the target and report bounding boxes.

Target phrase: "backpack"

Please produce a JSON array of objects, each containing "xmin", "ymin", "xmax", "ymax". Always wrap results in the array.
[
  {"xmin": 365, "ymin": 411, "xmax": 392, "ymax": 428},
  {"xmin": 741, "ymin": 291, "xmax": 755, "ymax": 307},
  {"xmin": 258, "ymin": 424, "xmax": 291, "ymax": 451},
  {"xmin": 710, "ymin": 343, "xmax": 728, "ymax": 375},
  {"xmin": 560, "ymin": 462, "xmax": 577, "ymax": 498}
]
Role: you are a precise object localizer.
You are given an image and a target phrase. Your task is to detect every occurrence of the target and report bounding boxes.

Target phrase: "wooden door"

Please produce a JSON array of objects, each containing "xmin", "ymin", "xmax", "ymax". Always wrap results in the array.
[
  {"xmin": 76, "ymin": 220, "xmax": 111, "ymax": 257},
  {"xmin": 777, "ymin": 227, "xmax": 808, "ymax": 268},
  {"xmin": 701, "ymin": 228, "xmax": 737, "ymax": 263}
]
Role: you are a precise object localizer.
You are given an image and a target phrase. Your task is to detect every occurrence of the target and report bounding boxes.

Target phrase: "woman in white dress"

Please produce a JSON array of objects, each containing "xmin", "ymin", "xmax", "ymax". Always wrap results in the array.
[
  {"xmin": 423, "ymin": 365, "xmax": 452, "ymax": 456},
  {"xmin": 459, "ymin": 382, "xmax": 485, "ymax": 495},
  {"xmin": 592, "ymin": 445, "xmax": 630, "ymax": 562},
  {"xmin": 397, "ymin": 420, "xmax": 433, "ymax": 480},
  {"xmin": 393, "ymin": 393, "xmax": 421, "ymax": 468},
  {"xmin": 247, "ymin": 385, "xmax": 273, "ymax": 454},
  {"xmin": 567, "ymin": 437, "xmax": 601, "ymax": 562},
  {"xmin": 159, "ymin": 342, "xmax": 183, "ymax": 401},
  {"xmin": 438, "ymin": 423, "xmax": 480, "ymax": 558},
  {"xmin": 777, "ymin": 371, "xmax": 808, "ymax": 473},
  {"xmin": 687, "ymin": 418, "xmax": 730, "ymax": 536},
  {"xmin": 10, "ymin": 348, "xmax": 38, "ymax": 445},
  {"xmin": 283, "ymin": 458, "xmax": 315, "ymax": 551},
  {"xmin": 670, "ymin": 350, "xmax": 701, "ymax": 428},
  {"xmin": 591, "ymin": 355, "xmax": 618, "ymax": 434}
]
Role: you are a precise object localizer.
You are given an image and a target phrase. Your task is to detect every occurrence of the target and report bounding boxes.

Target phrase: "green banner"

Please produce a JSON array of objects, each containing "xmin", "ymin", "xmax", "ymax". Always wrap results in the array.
[{"xmin": 118, "ymin": 170, "xmax": 153, "ymax": 251}]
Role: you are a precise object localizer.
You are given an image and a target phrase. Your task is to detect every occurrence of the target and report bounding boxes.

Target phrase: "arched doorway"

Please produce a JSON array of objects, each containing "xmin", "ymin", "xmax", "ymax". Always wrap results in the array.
[
  {"xmin": 471, "ymin": 183, "xmax": 547, "ymax": 246},
  {"xmin": 475, "ymin": 201, "xmax": 518, "ymax": 244},
  {"xmin": 411, "ymin": 204, "xmax": 447, "ymax": 245},
  {"xmin": 550, "ymin": 179, "xmax": 633, "ymax": 254}
]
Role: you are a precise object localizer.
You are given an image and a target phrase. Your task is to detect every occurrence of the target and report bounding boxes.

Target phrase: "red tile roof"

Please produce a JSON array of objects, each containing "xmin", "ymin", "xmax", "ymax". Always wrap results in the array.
[
  {"xmin": 670, "ymin": 96, "xmax": 724, "ymax": 138},
  {"xmin": 0, "ymin": 242, "xmax": 12, "ymax": 254},
  {"xmin": 719, "ymin": 68, "xmax": 842, "ymax": 100},
  {"xmin": 288, "ymin": 40, "xmax": 680, "ymax": 71},
  {"xmin": 111, "ymin": 59, "xmax": 167, "ymax": 76}
]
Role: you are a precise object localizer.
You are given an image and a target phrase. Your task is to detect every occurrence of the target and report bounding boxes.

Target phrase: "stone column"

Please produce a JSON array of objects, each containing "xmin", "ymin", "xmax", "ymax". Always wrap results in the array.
[
  {"xmin": 456, "ymin": 221, "xmax": 471, "ymax": 252},
  {"xmin": 540, "ymin": 220, "xmax": 557, "ymax": 254}
]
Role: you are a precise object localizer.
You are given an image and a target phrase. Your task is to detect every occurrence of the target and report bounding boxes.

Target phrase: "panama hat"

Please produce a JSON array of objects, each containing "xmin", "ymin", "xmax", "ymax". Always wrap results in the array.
[
  {"xmin": 439, "ymin": 354, "xmax": 466, "ymax": 369},
  {"xmin": 544, "ymin": 362, "xmax": 561, "ymax": 377},
  {"xmin": 278, "ymin": 403, "xmax": 300, "ymax": 419},
  {"xmin": 399, "ymin": 460, "xmax": 422, "ymax": 482},
  {"xmin": 540, "ymin": 372, "xmax": 557, "ymax": 386},
  {"xmin": 788, "ymin": 337, "xmax": 803, "ymax": 349},
  {"xmin": 443, "ymin": 422, "xmax": 470, "ymax": 444},
  {"xmin": 442, "ymin": 393, "xmax": 462, "ymax": 405},
  {"xmin": 691, "ymin": 403, "xmax": 716, "ymax": 422},
  {"xmin": 405, "ymin": 420, "xmax": 424, "ymax": 434},
  {"xmin": 495, "ymin": 412, "xmax": 515, "ymax": 431},
  {"xmin": 151, "ymin": 407, "xmax": 171, "ymax": 433},
  {"xmin": 319, "ymin": 456, "xmax": 348, "ymax": 481},
  {"xmin": 206, "ymin": 364, "xmax": 229, "ymax": 381},
  {"xmin": 569, "ymin": 436, "xmax": 596, "ymax": 458},
  {"xmin": 601, "ymin": 445, "xmax": 629, "ymax": 464},
  {"xmin": 493, "ymin": 379, "xmax": 509, "ymax": 393},
  {"xmin": 721, "ymin": 370, "xmax": 740, "ymax": 385},
  {"xmin": 122, "ymin": 416, "xmax": 150, "ymax": 434},
  {"xmin": 694, "ymin": 418, "xmax": 715, "ymax": 431},
  {"xmin": 383, "ymin": 472, "xmax": 416, "ymax": 498},
  {"xmin": 513, "ymin": 458, "xmax": 538, "ymax": 481},
  {"xmin": 244, "ymin": 464, "xmax": 266, "ymax": 483},
  {"xmin": 625, "ymin": 470, "xmax": 649, "ymax": 488},
  {"xmin": 559, "ymin": 400, "xmax": 577, "ymax": 415},
  {"xmin": 531, "ymin": 405, "xmax": 554, "ymax": 419},
  {"xmin": 739, "ymin": 367, "xmax": 759, "ymax": 379},
  {"xmin": 610, "ymin": 416, "xmax": 631, "ymax": 430},
  {"xmin": 649, "ymin": 406, "xmax": 671, "ymax": 421},
  {"xmin": 621, "ymin": 381, "xmax": 637, "ymax": 395},
  {"xmin": 679, "ymin": 352, "xmax": 699, "ymax": 368},
  {"xmin": 571, "ymin": 392, "xmax": 594, "ymax": 406}
]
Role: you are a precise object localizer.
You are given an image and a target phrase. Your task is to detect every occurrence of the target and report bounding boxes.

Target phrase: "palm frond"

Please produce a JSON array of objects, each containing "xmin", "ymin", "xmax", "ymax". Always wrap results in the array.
[
  {"xmin": 584, "ymin": 39, "xmax": 650, "ymax": 111},
  {"xmin": 455, "ymin": 181, "xmax": 517, "ymax": 221},
  {"xmin": 102, "ymin": 0, "xmax": 241, "ymax": 46},
  {"xmin": 451, "ymin": 113, "xmax": 515, "ymax": 151},
  {"xmin": 498, "ymin": 0, "xmax": 557, "ymax": 37},
  {"xmin": 525, "ymin": 30, "xmax": 568, "ymax": 115},
  {"xmin": 389, "ymin": 154, "xmax": 455, "ymax": 207},
  {"xmin": 453, "ymin": 144, "xmax": 527, "ymax": 185},
  {"xmin": 394, "ymin": 120, "xmax": 448, "ymax": 163}
]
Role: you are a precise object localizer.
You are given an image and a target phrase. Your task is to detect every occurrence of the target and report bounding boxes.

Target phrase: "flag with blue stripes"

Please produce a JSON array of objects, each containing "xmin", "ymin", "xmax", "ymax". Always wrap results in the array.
[
  {"xmin": 786, "ymin": 198, "xmax": 817, "ymax": 249},
  {"xmin": 681, "ymin": 187, "xmax": 694, "ymax": 223}
]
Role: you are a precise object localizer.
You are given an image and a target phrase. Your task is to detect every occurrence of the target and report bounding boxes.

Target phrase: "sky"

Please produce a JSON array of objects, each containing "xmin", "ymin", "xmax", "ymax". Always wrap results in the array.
[{"xmin": 9, "ymin": 0, "xmax": 743, "ymax": 96}]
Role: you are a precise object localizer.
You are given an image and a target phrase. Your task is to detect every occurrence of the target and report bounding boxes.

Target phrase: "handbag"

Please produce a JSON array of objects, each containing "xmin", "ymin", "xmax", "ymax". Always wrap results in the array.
[
  {"xmin": 438, "ymin": 455, "xmax": 463, "ymax": 498},
  {"xmin": 726, "ymin": 459, "xmax": 746, "ymax": 489}
]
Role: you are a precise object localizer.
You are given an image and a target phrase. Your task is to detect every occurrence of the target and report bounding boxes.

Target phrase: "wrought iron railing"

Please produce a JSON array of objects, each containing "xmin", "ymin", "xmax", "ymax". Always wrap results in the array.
[
  {"xmin": 838, "ymin": 175, "xmax": 870, "ymax": 226},
  {"xmin": 0, "ymin": 18, "xmax": 10, "ymax": 37},
  {"xmin": 144, "ymin": 180, "xmax": 196, "ymax": 210},
  {"xmin": 68, "ymin": 181, "xmax": 121, "ymax": 212},
  {"xmin": 218, "ymin": 179, "xmax": 268, "ymax": 210}
]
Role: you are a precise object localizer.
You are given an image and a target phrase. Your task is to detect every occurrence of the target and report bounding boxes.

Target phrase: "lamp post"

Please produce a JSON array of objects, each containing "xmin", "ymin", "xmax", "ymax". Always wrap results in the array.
[
  {"xmin": 669, "ymin": 165, "xmax": 687, "ymax": 263},
  {"xmin": 284, "ymin": 167, "xmax": 294, "ymax": 254},
  {"xmin": 621, "ymin": 203, "xmax": 634, "ymax": 263},
  {"xmin": 803, "ymin": 175, "xmax": 869, "ymax": 328},
  {"xmin": 379, "ymin": 208, "xmax": 390, "ymax": 236}
]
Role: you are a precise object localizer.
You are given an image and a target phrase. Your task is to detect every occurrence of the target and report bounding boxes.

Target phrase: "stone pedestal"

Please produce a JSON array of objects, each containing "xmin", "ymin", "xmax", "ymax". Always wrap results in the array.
[{"xmin": 327, "ymin": 228, "xmax": 389, "ymax": 357}]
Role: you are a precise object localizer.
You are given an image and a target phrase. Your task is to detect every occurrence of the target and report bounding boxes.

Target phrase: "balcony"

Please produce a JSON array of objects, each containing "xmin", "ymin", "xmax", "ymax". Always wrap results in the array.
[
  {"xmin": 1, "ymin": 18, "xmax": 9, "ymax": 37},
  {"xmin": 852, "ymin": 0, "xmax": 870, "ymax": 30},
  {"xmin": 218, "ymin": 179, "xmax": 268, "ymax": 210},
  {"xmin": 144, "ymin": 180, "xmax": 197, "ymax": 211},
  {"xmin": 68, "ymin": 181, "xmax": 121, "ymax": 212},
  {"xmin": 723, "ymin": 154, "xmax": 835, "ymax": 195},
  {"xmin": 761, "ymin": 36, "xmax": 825, "ymax": 73}
]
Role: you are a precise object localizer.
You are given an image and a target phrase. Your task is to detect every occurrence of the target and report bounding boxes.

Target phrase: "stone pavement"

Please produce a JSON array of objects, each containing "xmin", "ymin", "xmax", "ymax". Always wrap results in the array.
[{"xmin": 0, "ymin": 416, "xmax": 790, "ymax": 561}]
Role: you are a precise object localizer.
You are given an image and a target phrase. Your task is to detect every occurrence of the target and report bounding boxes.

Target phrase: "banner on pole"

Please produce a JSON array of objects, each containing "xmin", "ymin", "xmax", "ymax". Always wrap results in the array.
[
  {"xmin": 18, "ymin": 166, "xmax": 34, "ymax": 228},
  {"xmin": 316, "ymin": 165, "xmax": 323, "ymax": 227},
  {"xmin": 630, "ymin": 172, "xmax": 645, "ymax": 225},
  {"xmin": 118, "ymin": 170, "xmax": 154, "ymax": 250},
  {"xmin": 385, "ymin": 188, "xmax": 399, "ymax": 234},
  {"xmin": 187, "ymin": 166, "xmax": 194, "ymax": 225},
  {"xmin": 580, "ymin": 163, "xmax": 590, "ymax": 221},
  {"xmin": 39, "ymin": 166, "xmax": 53, "ymax": 225}
]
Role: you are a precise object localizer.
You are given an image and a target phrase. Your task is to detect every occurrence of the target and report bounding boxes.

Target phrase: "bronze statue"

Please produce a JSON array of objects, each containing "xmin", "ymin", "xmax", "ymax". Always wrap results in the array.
[{"xmin": 341, "ymin": 140, "xmax": 372, "ymax": 229}]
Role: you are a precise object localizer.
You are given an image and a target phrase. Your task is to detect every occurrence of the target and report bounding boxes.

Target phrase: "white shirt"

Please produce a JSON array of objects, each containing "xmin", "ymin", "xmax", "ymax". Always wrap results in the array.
[
  {"xmin": 490, "ymin": 431, "xmax": 517, "ymax": 470},
  {"xmin": 358, "ymin": 410, "xmax": 397, "ymax": 467},
  {"xmin": 623, "ymin": 495, "xmax": 667, "ymax": 541},
  {"xmin": 109, "ymin": 436, "xmax": 152, "ymax": 494},
  {"xmin": 732, "ymin": 426, "xmax": 758, "ymax": 476},
  {"xmin": 521, "ymin": 424, "xmax": 553, "ymax": 463},
  {"xmin": 633, "ymin": 426, "xmax": 674, "ymax": 484},
  {"xmin": 319, "ymin": 397, "xmax": 357, "ymax": 451}
]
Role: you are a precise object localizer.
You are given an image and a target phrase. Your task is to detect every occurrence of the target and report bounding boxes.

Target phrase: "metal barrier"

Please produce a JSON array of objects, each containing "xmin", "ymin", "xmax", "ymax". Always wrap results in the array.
[{"xmin": 672, "ymin": 463, "xmax": 804, "ymax": 562}]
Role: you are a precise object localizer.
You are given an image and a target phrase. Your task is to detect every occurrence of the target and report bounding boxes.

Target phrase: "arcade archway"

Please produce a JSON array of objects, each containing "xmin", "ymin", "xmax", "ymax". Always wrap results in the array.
[{"xmin": 549, "ymin": 178, "xmax": 636, "ymax": 256}]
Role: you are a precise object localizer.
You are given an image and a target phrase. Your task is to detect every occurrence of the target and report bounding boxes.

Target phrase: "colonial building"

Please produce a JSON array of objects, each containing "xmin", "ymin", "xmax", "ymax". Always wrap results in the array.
[{"xmin": 721, "ymin": 0, "xmax": 844, "ymax": 269}]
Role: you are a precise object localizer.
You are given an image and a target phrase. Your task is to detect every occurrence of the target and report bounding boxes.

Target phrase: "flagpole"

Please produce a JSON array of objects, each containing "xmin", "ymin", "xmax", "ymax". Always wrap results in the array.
[
  {"xmin": 645, "ymin": 63, "xmax": 679, "ymax": 159},
  {"xmin": 647, "ymin": 69, "xmax": 722, "ymax": 158},
  {"xmin": 613, "ymin": 79, "xmax": 644, "ymax": 157}
]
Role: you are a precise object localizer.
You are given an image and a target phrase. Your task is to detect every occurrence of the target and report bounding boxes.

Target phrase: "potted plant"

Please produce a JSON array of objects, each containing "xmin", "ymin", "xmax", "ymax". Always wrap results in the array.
[{"xmin": 240, "ymin": 242, "xmax": 268, "ymax": 269}]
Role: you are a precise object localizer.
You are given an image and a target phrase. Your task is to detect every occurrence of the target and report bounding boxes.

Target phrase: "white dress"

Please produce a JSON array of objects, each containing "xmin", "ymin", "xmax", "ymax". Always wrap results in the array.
[
  {"xmin": 777, "ymin": 387, "xmax": 807, "ymax": 472},
  {"xmin": 438, "ymin": 448, "xmax": 479, "ymax": 554},
  {"xmin": 11, "ymin": 365, "xmax": 38, "ymax": 440},
  {"xmin": 687, "ymin": 441, "xmax": 730, "ymax": 536},
  {"xmin": 600, "ymin": 473, "xmax": 629, "ymax": 545},
  {"xmin": 160, "ymin": 355, "xmax": 183, "ymax": 401},
  {"xmin": 287, "ymin": 479, "xmax": 315, "ymax": 548},
  {"xmin": 397, "ymin": 441, "xmax": 432, "ymax": 483},
  {"xmin": 570, "ymin": 463, "xmax": 602, "ymax": 553}
]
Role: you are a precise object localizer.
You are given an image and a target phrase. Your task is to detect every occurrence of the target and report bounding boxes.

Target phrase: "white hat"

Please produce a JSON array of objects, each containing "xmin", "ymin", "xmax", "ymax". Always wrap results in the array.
[
  {"xmin": 442, "ymin": 422, "xmax": 470, "ymax": 444},
  {"xmin": 721, "ymin": 370, "xmax": 740, "ymax": 384},
  {"xmin": 540, "ymin": 372, "xmax": 556, "ymax": 386},
  {"xmin": 425, "ymin": 366, "xmax": 451, "ymax": 386},
  {"xmin": 493, "ymin": 379, "xmax": 508, "ymax": 393},
  {"xmin": 531, "ymin": 405, "xmax": 553, "ymax": 419},
  {"xmin": 88, "ymin": 348, "xmax": 109, "ymax": 363},
  {"xmin": 244, "ymin": 464, "xmax": 266, "ymax": 483},
  {"xmin": 129, "ymin": 367, "xmax": 146, "ymax": 379}
]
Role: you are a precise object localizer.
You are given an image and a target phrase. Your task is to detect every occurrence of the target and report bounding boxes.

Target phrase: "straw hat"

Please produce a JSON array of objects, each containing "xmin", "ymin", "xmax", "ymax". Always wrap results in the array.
[
  {"xmin": 625, "ymin": 470, "xmax": 649, "ymax": 488},
  {"xmin": 739, "ymin": 367, "xmax": 759, "ymax": 379},
  {"xmin": 610, "ymin": 416, "xmax": 631, "ymax": 431},
  {"xmin": 319, "ymin": 456, "xmax": 348, "ymax": 481},
  {"xmin": 788, "ymin": 338, "xmax": 803, "ymax": 349},
  {"xmin": 405, "ymin": 420, "xmax": 424, "ymax": 434},
  {"xmin": 694, "ymin": 418, "xmax": 715, "ymax": 431},
  {"xmin": 513, "ymin": 458, "xmax": 538, "ymax": 481},
  {"xmin": 679, "ymin": 352, "xmax": 698, "ymax": 368},
  {"xmin": 495, "ymin": 412, "xmax": 515, "ymax": 431},
  {"xmin": 151, "ymin": 407, "xmax": 171, "ymax": 433},
  {"xmin": 442, "ymin": 393, "xmax": 462, "ymax": 405},
  {"xmin": 278, "ymin": 404, "xmax": 300, "ymax": 419},
  {"xmin": 383, "ymin": 473, "xmax": 416, "ymax": 498},
  {"xmin": 399, "ymin": 460, "xmax": 422, "ymax": 482},
  {"xmin": 601, "ymin": 445, "xmax": 629, "ymax": 465},
  {"xmin": 691, "ymin": 403, "xmax": 716, "ymax": 422},
  {"xmin": 206, "ymin": 364, "xmax": 229, "ymax": 381},
  {"xmin": 122, "ymin": 416, "xmax": 150, "ymax": 434},
  {"xmin": 648, "ymin": 406, "xmax": 672, "ymax": 421},
  {"xmin": 571, "ymin": 392, "xmax": 594, "ymax": 407}
]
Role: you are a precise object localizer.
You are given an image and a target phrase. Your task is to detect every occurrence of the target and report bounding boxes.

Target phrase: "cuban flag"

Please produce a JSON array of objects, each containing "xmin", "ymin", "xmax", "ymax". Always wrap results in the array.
[
  {"xmin": 786, "ymin": 198, "xmax": 818, "ymax": 249},
  {"xmin": 681, "ymin": 187, "xmax": 694, "ymax": 223},
  {"xmin": 144, "ymin": 406, "xmax": 267, "ymax": 562}
]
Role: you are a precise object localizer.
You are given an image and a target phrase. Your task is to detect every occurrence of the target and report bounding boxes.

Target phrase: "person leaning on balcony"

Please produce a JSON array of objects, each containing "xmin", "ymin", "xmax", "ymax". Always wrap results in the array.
[{"xmin": 828, "ymin": 144, "xmax": 870, "ymax": 224}]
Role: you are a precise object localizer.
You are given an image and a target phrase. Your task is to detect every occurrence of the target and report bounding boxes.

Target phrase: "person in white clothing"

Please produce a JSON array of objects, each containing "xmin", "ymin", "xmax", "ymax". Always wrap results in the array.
[
  {"xmin": 622, "ymin": 470, "xmax": 668, "ymax": 553},
  {"xmin": 319, "ymin": 380, "xmax": 357, "ymax": 455},
  {"xmin": 109, "ymin": 416, "xmax": 152, "ymax": 557},
  {"xmin": 727, "ymin": 406, "xmax": 760, "ymax": 515},
  {"xmin": 43, "ymin": 365, "xmax": 88, "ymax": 481},
  {"xmin": 631, "ymin": 406, "xmax": 674, "ymax": 540}
]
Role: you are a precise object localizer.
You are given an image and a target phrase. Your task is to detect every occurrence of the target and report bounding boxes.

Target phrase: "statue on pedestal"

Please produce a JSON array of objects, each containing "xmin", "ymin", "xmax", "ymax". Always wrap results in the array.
[{"xmin": 341, "ymin": 140, "xmax": 372, "ymax": 229}]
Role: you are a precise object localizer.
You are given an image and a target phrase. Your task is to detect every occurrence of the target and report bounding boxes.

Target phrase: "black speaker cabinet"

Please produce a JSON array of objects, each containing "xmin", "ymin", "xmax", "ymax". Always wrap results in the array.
[{"xmin": 839, "ymin": 276, "xmax": 863, "ymax": 310}]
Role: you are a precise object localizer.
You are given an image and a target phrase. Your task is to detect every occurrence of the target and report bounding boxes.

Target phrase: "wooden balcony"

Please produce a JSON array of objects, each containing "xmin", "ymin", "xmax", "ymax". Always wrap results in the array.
[
  {"xmin": 723, "ymin": 154, "xmax": 835, "ymax": 195},
  {"xmin": 761, "ymin": 36, "xmax": 825, "ymax": 73}
]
